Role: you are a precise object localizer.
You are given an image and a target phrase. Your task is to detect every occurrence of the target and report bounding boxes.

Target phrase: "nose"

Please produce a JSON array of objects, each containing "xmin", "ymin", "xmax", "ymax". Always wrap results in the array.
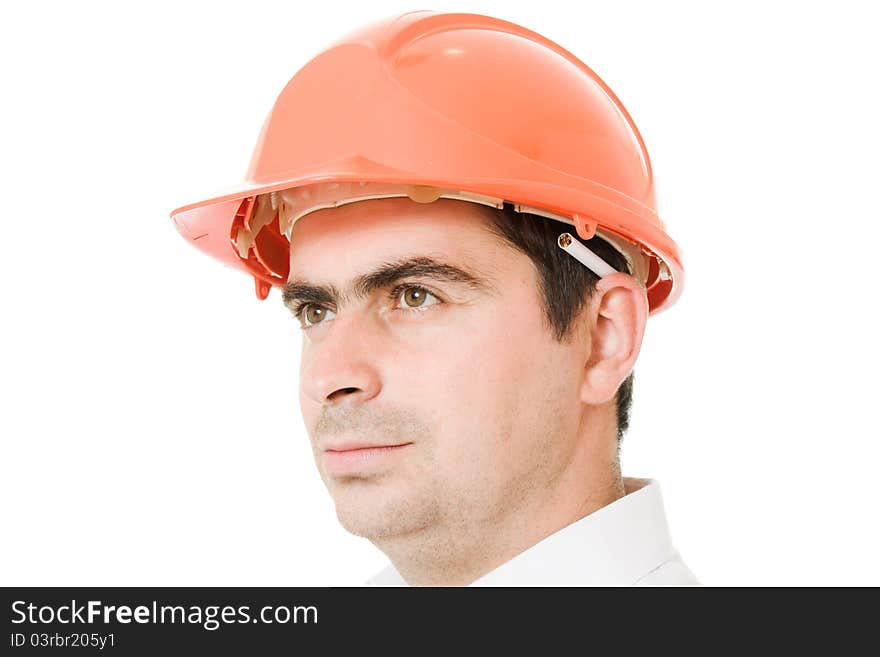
[{"xmin": 299, "ymin": 312, "xmax": 382, "ymax": 407}]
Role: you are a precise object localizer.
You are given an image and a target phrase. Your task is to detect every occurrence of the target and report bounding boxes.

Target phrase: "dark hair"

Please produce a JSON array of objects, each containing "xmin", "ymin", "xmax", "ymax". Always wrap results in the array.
[{"xmin": 482, "ymin": 203, "xmax": 635, "ymax": 445}]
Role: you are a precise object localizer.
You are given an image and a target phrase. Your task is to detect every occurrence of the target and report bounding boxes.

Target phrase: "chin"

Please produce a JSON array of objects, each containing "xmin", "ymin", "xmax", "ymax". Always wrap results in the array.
[{"xmin": 331, "ymin": 486, "xmax": 439, "ymax": 540}]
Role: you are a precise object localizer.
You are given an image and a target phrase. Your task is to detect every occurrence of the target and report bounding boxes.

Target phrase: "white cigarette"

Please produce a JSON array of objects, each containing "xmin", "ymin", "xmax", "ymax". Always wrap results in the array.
[{"xmin": 557, "ymin": 232, "xmax": 617, "ymax": 278}]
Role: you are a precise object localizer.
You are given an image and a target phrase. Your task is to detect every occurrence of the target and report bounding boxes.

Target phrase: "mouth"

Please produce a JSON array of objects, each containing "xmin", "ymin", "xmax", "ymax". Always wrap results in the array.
[
  {"xmin": 323, "ymin": 441, "xmax": 413, "ymax": 453},
  {"xmin": 321, "ymin": 442, "xmax": 414, "ymax": 475}
]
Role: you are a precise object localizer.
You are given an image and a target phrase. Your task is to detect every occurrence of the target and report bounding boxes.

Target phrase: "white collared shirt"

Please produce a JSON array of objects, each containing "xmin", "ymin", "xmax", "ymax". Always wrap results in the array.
[{"xmin": 365, "ymin": 477, "xmax": 699, "ymax": 586}]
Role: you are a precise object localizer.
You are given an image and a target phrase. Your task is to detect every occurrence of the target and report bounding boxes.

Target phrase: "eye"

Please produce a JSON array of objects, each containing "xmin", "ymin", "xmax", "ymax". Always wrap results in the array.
[
  {"xmin": 299, "ymin": 304, "xmax": 337, "ymax": 328},
  {"xmin": 295, "ymin": 285, "xmax": 441, "ymax": 330},
  {"xmin": 395, "ymin": 285, "xmax": 441, "ymax": 311},
  {"xmin": 395, "ymin": 286, "xmax": 439, "ymax": 308}
]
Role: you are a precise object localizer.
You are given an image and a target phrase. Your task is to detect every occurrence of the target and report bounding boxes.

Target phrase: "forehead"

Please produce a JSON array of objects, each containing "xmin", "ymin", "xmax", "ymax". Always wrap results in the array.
[{"xmin": 288, "ymin": 197, "xmax": 499, "ymax": 273}]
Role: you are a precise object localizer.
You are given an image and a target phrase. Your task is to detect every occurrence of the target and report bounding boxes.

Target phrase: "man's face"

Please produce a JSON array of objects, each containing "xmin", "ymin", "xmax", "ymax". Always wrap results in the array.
[{"xmin": 286, "ymin": 198, "xmax": 586, "ymax": 542}]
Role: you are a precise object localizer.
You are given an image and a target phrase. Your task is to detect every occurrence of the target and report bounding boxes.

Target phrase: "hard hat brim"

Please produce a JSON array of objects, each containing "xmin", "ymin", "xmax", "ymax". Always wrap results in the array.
[{"xmin": 170, "ymin": 163, "xmax": 682, "ymax": 313}]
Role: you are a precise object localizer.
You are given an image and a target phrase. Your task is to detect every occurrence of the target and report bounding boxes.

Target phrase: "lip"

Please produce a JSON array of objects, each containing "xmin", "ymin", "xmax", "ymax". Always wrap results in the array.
[
  {"xmin": 321, "ymin": 442, "xmax": 413, "ymax": 475},
  {"xmin": 323, "ymin": 441, "xmax": 412, "ymax": 452}
]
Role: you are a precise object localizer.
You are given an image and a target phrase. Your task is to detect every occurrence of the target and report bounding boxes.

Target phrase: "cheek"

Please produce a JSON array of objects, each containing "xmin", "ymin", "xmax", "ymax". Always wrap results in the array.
[{"xmin": 415, "ymin": 302, "xmax": 554, "ymax": 466}]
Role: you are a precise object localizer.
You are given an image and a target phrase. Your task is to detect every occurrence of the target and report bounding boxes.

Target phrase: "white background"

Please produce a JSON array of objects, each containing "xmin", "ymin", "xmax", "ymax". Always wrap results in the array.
[{"xmin": 1, "ymin": 0, "xmax": 878, "ymax": 586}]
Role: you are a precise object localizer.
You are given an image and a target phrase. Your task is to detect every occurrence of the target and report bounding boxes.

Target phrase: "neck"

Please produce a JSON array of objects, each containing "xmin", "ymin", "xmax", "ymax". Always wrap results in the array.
[{"xmin": 373, "ymin": 431, "xmax": 624, "ymax": 586}]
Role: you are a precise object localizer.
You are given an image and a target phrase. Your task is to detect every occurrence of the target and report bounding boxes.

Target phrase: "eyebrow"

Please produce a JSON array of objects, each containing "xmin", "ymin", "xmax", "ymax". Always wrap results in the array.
[{"xmin": 282, "ymin": 256, "xmax": 498, "ymax": 311}]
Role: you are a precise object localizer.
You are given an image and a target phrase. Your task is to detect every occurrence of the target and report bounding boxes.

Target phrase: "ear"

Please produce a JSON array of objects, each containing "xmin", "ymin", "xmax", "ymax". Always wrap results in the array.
[{"xmin": 578, "ymin": 272, "xmax": 648, "ymax": 405}]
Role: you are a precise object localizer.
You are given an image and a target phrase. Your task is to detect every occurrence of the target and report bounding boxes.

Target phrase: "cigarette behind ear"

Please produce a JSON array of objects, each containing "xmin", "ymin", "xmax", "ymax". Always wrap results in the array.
[{"xmin": 557, "ymin": 232, "xmax": 617, "ymax": 278}]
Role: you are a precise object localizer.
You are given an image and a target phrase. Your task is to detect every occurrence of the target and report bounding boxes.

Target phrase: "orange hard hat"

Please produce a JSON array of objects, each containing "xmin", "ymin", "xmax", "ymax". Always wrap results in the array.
[{"xmin": 170, "ymin": 10, "xmax": 684, "ymax": 314}]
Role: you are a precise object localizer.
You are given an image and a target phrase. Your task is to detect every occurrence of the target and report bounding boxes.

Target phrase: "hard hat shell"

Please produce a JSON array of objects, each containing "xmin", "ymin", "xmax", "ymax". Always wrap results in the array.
[{"xmin": 170, "ymin": 10, "xmax": 683, "ymax": 313}]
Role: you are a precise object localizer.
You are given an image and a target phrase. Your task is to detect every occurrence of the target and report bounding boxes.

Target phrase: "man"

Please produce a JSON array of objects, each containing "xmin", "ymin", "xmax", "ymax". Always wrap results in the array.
[{"xmin": 171, "ymin": 10, "xmax": 698, "ymax": 586}]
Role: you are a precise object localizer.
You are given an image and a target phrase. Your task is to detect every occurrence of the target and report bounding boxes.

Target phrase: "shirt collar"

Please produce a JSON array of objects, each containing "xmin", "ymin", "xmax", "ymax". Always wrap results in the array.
[{"xmin": 365, "ymin": 477, "xmax": 676, "ymax": 586}]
